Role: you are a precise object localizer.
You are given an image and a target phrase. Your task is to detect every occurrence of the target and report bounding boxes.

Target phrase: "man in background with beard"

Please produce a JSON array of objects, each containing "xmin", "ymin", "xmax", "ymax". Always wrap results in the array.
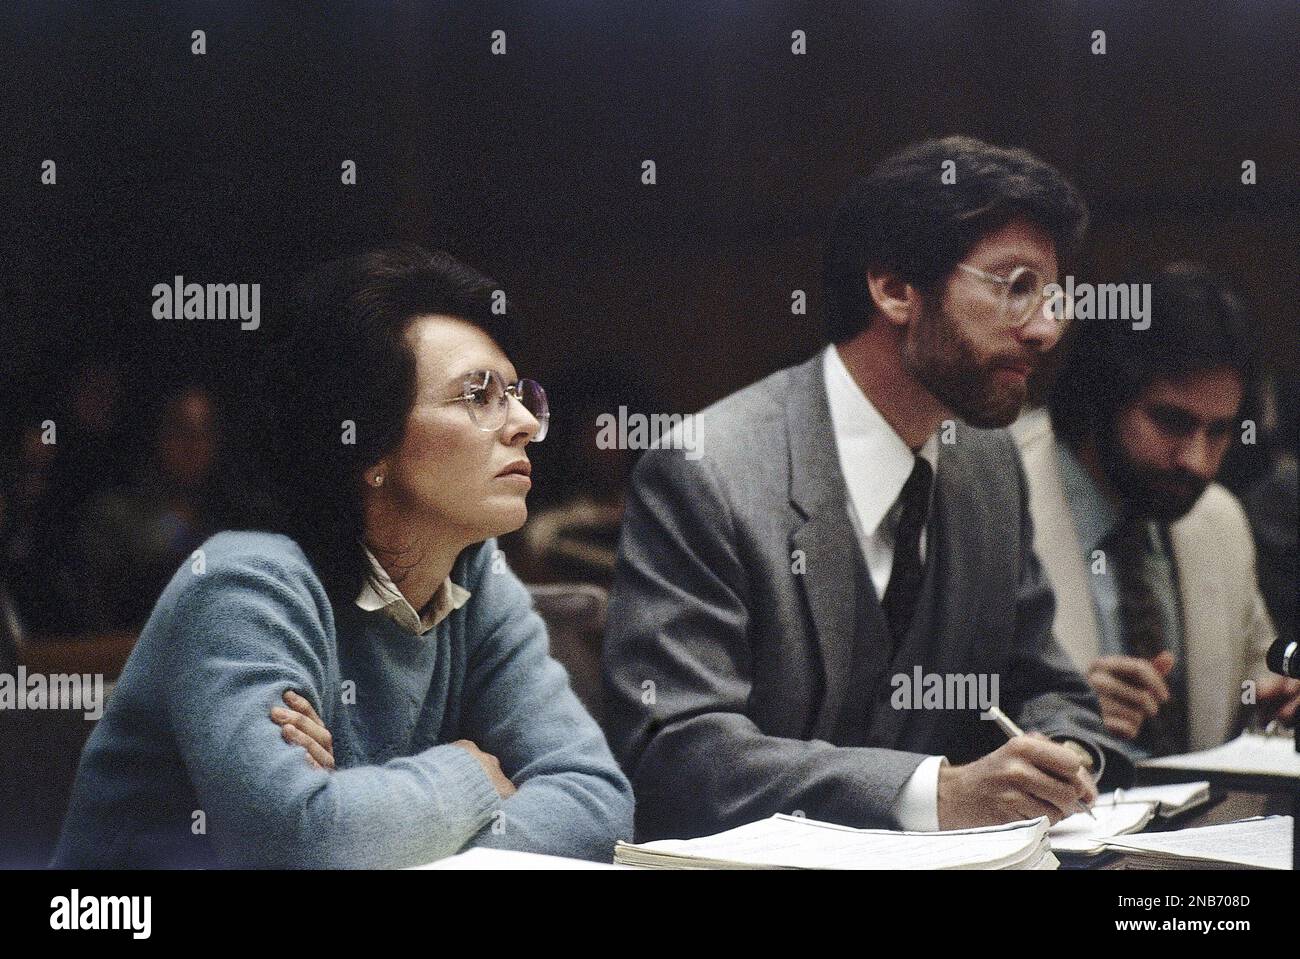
[
  {"xmin": 1015, "ymin": 264, "xmax": 1297, "ymax": 759},
  {"xmin": 604, "ymin": 136, "xmax": 1134, "ymax": 842}
]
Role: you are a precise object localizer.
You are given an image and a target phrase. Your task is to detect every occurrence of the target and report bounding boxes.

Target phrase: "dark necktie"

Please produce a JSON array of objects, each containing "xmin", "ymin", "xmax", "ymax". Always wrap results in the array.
[
  {"xmin": 882, "ymin": 456, "xmax": 934, "ymax": 648},
  {"xmin": 1103, "ymin": 517, "xmax": 1188, "ymax": 756}
]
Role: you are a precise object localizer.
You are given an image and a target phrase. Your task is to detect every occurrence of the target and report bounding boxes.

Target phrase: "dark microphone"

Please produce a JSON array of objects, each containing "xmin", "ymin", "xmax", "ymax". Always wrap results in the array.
[{"xmin": 1266, "ymin": 637, "xmax": 1299, "ymax": 678}]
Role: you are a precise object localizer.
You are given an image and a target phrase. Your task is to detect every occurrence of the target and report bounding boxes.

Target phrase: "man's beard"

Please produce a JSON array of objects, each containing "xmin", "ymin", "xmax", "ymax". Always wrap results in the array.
[
  {"xmin": 903, "ymin": 294, "xmax": 1031, "ymax": 429},
  {"xmin": 1095, "ymin": 425, "xmax": 1209, "ymax": 523}
]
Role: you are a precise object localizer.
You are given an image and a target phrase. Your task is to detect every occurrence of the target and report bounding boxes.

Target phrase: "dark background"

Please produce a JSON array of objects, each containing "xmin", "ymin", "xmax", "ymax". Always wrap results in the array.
[{"xmin": 6, "ymin": 0, "xmax": 1298, "ymax": 445}]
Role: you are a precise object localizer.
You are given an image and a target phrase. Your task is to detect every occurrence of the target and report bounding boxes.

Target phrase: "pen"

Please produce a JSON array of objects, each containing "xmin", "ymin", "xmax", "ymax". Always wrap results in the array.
[{"xmin": 984, "ymin": 705, "xmax": 1096, "ymax": 820}]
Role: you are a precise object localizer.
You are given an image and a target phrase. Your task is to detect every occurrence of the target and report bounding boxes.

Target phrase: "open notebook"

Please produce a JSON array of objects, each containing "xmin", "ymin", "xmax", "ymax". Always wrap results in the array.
[
  {"xmin": 1097, "ymin": 781, "xmax": 1211, "ymax": 818},
  {"xmin": 1048, "ymin": 802, "xmax": 1156, "ymax": 856},
  {"xmin": 1045, "ymin": 783, "xmax": 1219, "ymax": 855},
  {"xmin": 613, "ymin": 814, "xmax": 1058, "ymax": 870}
]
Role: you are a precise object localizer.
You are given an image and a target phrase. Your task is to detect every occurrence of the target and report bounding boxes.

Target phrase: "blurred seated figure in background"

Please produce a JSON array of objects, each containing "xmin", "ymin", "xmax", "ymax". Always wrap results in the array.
[
  {"xmin": 2, "ymin": 359, "xmax": 194, "ymax": 639},
  {"xmin": 75, "ymin": 384, "xmax": 236, "ymax": 632},
  {"xmin": 0, "ymin": 416, "xmax": 100, "ymax": 636},
  {"xmin": 47, "ymin": 357, "xmax": 130, "ymax": 515}
]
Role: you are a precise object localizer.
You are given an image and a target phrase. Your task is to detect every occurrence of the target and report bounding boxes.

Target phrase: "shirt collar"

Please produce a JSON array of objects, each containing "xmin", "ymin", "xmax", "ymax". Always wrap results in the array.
[
  {"xmin": 1054, "ymin": 441, "xmax": 1124, "ymax": 554},
  {"xmin": 355, "ymin": 545, "xmax": 471, "ymax": 636},
  {"xmin": 1055, "ymin": 442, "xmax": 1176, "ymax": 563},
  {"xmin": 823, "ymin": 344, "xmax": 939, "ymax": 537}
]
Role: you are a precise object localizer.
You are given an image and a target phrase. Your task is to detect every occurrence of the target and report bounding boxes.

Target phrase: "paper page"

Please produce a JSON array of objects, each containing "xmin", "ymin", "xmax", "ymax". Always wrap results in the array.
[
  {"xmin": 1028, "ymin": 849, "xmax": 1062, "ymax": 870},
  {"xmin": 1102, "ymin": 816, "xmax": 1293, "ymax": 870},
  {"xmin": 409, "ymin": 848, "xmax": 630, "ymax": 870},
  {"xmin": 1139, "ymin": 732, "xmax": 1300, "ymax": 777},
  {"xmin": 1049, "ymin": 802, "xmax": 1155, "ymax": 853},
  {"xmin": 1098, "ymin": 782, "xmax": 1210, "ymax": 812},
  {"xmin": 618, "ymin": 814, "xmax": 1049, "ymax": 870}
]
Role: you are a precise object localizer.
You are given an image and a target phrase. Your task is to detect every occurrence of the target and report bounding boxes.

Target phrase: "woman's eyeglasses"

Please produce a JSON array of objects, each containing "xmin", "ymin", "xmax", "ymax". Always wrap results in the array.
[{"xmin": 440, "ymin": 370, "xmax": 549, "ymax": 442}]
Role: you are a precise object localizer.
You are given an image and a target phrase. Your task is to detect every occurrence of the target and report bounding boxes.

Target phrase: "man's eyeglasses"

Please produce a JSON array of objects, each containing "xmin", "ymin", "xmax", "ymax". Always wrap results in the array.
[
  {"xmin": 955, "ymin": 263, "xmax": 1065, "ymax": 331},
  {"xmin": 440, "ymin": 370, "xmax": 549, "ymax": 442}
]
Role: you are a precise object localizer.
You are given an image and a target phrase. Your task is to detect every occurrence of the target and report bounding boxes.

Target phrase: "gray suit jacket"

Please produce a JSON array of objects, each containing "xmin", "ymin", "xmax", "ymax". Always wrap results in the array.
[{"xmin": 603, "ymin": 353, "xmax": 1132, "ymax": 841}]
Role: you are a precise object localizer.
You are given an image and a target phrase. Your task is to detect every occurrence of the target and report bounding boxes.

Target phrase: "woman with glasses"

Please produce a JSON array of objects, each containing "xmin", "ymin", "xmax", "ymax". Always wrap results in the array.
[{"xmin": 52, "ymin": 246, "xmax": 634, "ymax": 868}]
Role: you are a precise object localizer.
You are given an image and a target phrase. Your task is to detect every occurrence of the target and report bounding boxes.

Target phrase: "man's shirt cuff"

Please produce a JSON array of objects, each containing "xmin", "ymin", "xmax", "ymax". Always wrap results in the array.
[{"xmin": 892, "ymin": 754, "xmax": 947, "ymax": 831}]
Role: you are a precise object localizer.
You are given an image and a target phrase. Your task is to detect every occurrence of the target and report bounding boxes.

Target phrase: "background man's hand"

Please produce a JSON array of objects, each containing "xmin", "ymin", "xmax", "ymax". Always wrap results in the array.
[
  {"xmin": 1255, "ymin": 676, "xmax": 1300, "ymax": 726},
  {"xmin": 1085, "ymin": 651, "xmax": 1173, "ymax": 740}
]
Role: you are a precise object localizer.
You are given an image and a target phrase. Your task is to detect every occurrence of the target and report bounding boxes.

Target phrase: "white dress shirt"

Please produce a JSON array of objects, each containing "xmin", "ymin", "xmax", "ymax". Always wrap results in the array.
[
  {"xmin": 823, "ymin": 344, "xmax": 946, "ymax": 831},
  {"xmin": 355, "ymin": 545, "xmax": 472, "ymax": 636}
]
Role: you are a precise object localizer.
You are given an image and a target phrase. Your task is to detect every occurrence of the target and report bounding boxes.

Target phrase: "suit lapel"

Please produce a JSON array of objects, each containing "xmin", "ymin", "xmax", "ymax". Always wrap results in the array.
[
  {"xmin": 1022, "ymin": 428, "xmax": 1103, "ymax": 668},
  {"xmin": 785, "ymin": 355, "xmax": 862, "ymax": 738}
]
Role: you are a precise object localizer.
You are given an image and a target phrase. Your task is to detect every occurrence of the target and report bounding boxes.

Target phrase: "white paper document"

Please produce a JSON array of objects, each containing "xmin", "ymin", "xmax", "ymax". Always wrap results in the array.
[
  {"xmin": 1100, "ymin": 816, "xmax": 1293, "ymax": 870},
  {"xmin": 1097, "ymin": 781, "xmax": 1211, "ymax": 817},
  {"xmin": 1139, "ymin": 731, "xmax": 1300, "ymax": 778},
  {"xmin": 409, "ymin": 848, "xmax": 630, "ymax": 870}
]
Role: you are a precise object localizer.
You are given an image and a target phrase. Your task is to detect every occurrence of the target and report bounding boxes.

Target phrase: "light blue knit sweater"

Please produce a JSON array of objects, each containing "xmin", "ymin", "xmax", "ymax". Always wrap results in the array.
[{"xmin": 51, "ymin": 531, "xmax": 633, "ymax": 868}]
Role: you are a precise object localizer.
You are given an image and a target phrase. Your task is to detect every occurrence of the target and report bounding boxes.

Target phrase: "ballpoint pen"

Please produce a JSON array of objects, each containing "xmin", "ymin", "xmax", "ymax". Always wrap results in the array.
[{"xmin": 984, "ymin": 705, "xmax": 1096, "ymax": 820}]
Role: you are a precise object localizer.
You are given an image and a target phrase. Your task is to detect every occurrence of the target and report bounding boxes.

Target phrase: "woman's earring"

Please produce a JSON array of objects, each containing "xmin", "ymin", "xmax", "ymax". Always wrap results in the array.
[{"xmin": 372, "ymin": 473, "xmax": 385, "ymax": 487}]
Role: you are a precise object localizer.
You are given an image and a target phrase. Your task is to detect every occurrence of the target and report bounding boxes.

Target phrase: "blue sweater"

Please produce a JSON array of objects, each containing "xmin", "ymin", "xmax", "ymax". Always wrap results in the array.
[{"xmin": 51, "ymin": 531, "xmax": 633, "ymax": 868}]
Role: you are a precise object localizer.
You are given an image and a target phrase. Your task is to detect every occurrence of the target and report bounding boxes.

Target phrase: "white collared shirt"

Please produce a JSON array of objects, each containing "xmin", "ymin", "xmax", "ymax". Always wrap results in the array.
[
  {"xmin": 355, "ymin": 546, "xmax": 472, "ymax": 636},
  {"xmin": 823, "ymin": 344, "xmax": 946, "ymax": 831},
  {"xmin": 824, "ymin": 345, "xmax": 940, "ymax": 598}
]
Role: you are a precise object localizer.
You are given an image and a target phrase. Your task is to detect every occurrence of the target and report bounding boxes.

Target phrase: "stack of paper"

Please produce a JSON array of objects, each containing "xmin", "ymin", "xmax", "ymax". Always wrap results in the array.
[
  {"xmin": 1139, "ymin": 731, "xmax": 1300, "ymax": 779},
  {"xmin": 1097, "ymin": 782, "xmax": 1211, "ymax": 818},
  {"xmin": 1048, "ymin": 802, "xmax": 1156, "ymax": 856},
  {"xmin": 613, "ymin": 814, "xmax": 1058, "ymax": 870},
  {"xmin": 1099, "ymin": 816, "xmax": 1293, "ymax": 870}
]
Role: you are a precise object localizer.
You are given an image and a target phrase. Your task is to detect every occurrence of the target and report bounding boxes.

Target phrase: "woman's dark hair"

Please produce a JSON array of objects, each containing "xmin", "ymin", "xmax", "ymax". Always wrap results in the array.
[
  {"xmin": 262, "ymin": 245, "xmax": 516, "ymax": 604},
  {"xmin": 823, "ymin": 135, "xmax": 1089, "ymax": 343},
  {"xmin": 1047, "ymin": 262, "xmax": 1258, "ymax": 453}
]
